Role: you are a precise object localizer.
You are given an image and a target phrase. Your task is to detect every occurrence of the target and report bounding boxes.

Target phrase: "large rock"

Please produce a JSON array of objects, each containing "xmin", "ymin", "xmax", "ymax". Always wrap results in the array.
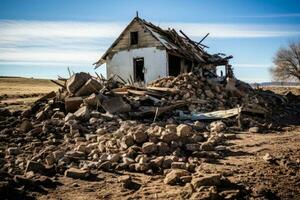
[
  {"xmin": 191, "ymin": 174, "xmax": 221, "ymax": 188},
  {"xmin": 142, "ymin": 142, "xmax": 157, "ymax": 154},
  {"xmin": 65, "ymin": 168, "xmax": 89, "ymax": 179},
  {"xmin": 176, "ymin": 124, "xmax": 192, "ymax": 137},
  {"xmin": 66, "ymin": 72, "xmax": 91, "ymax": 94},
  {"xmin": 74, "ymin": 106, "xmax": 90, "ymax": 120},
  {"xmin": 83, "ymin": 93, "xmax": 100, "ymax": 107},
  {"xmin": 75, "ymin": 78, "xmax": 102, "ymax": 96},
  {"xmin": 65, "ymin": 97, "xmax": 83, "ymax": 113},
  {"xmin": 164, "ymin": 169, "xmax": 190, "ymax": 185}
]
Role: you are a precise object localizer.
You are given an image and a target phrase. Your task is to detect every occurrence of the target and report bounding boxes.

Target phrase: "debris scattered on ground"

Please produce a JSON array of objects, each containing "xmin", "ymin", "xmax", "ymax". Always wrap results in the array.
[{"xmin": 1, "ymin": 71, "xmax": 300, "ymax": 199}]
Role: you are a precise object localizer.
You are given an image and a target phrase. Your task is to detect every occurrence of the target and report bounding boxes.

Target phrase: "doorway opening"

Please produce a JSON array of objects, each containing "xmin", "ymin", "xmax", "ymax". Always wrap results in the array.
[
  {"xmin": 133, "ymin": 58, "xmax": 144, "ymax": 82},
  {"xmin": 168, "ymin": 54, "xmax": 181, "ymax": 76}
]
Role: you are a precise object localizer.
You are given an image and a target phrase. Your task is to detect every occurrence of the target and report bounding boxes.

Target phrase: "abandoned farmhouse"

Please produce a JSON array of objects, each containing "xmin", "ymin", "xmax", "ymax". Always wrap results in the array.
[{"xmin": 94, "ymin": 16, "xmax": 233, "ymax": 83}]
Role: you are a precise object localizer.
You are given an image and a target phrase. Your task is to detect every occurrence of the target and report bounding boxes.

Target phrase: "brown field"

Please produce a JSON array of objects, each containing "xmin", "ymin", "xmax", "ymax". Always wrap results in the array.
[
  {"xmin": 1, "ymin": 78, "xmax": 300, "ymax": 199},
  {"xmin": 0, "ymin": 77, "xmax": 59, "ymax": 111}
]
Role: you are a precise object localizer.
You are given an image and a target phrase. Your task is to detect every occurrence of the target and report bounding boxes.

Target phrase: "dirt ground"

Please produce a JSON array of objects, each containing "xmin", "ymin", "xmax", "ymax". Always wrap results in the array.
[
  {"xmin": 32, "ymin": 127, "xmax": 299, "ymax": 200},
  {"xmin": 1, "ymin": 78, "xmax": 299, "ymax": 199}
]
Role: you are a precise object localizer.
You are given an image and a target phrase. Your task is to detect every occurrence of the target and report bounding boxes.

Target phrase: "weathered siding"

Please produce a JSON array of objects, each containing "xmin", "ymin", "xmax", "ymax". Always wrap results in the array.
[
  {"xmin": 106, "ymin": 47, "xmax": 167, "ymax": 84},
  {"xmin": 112, "ymin": 20, "xmax": 162, "ymax": 51}
]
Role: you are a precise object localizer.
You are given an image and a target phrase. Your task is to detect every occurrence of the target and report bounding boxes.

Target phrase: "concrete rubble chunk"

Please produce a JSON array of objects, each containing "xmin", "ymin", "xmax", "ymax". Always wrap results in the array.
[
  {"xmin": 83, "ymin": 93, "xmax": 100, "ymax": 107},
  {"xmin": 75, "ymin": 78, "xmax": 102, "ymax": 97},
  {"xmin": 176, "ymin": 124, "xmax": 192, "ymax": 137},
  {"xmin": 65, "ymin": 168, "xmax": 89, "ymax": 179},
  {"xmin": 164, "ymin": 169, "xmax": 190, "ymax": 185},
  {"xmin": 66, "ymin": 72, "xmax": 91, "ymax": 94},
  {"xmin": 142, "ymin": 142, "xmax": 157, "ymax": 154},
  {"xmin": 191, "ymin": 174, "xmax": 221, "ymax": 188},
  {"xmin": 209, "ymin": 121, "xmax": 226, "ymax": 133},
  {"xmin": 65, "ymin": 97, "xmax": 83, "ymax": 113},
  {"xmin": 74, "ymin": 106, "xmax": 90, "ymax": 120}
]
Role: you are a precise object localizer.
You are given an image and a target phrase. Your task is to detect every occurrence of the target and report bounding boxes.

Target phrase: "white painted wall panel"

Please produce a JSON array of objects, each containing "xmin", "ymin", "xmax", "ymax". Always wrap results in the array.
[{"xmin": 106, "ymin": 47, "xmax": 167, "ymax": 83}]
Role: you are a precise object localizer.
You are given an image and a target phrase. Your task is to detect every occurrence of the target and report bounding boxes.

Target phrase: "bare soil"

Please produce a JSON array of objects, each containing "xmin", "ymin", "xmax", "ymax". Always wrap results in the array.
[{"xmin": 1, "ymin": 79, "xmax": 299, "ymax": 199}]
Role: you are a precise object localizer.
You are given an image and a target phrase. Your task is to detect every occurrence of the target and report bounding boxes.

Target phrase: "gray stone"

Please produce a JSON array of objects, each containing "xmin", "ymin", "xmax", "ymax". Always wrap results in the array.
[{"xmin": 121, "ymin": 135, "xmax": 135, "ymax": 149}]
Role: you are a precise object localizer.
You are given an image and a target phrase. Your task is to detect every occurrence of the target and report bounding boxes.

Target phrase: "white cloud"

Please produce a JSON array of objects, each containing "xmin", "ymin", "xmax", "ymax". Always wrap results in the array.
[
  {"xmin": 232, "ymin": 63, "xmax": 272, "ymax": 68},
  {"xmin": 0, "ymin": 19, "xmax": 300, "ymax": 66}
]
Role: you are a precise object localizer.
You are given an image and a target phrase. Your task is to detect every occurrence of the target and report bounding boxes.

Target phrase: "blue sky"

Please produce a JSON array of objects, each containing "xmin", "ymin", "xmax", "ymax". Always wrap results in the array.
[{"xmin": 0, "ymin": 0, "xmax": 300, "ymax": 82}]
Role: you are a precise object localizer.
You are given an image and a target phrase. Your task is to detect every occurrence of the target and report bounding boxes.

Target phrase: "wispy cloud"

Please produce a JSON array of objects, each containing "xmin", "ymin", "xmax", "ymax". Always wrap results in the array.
[{"xmin": 0, "ymin": 20, "xmax": 300, "ymax": 66}]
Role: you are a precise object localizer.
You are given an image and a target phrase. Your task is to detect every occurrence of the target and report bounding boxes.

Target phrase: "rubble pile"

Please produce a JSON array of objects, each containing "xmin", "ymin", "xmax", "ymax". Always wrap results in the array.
[{"xmin": 1, "ymin": 71, "xmax": 299, "ymax": 195}]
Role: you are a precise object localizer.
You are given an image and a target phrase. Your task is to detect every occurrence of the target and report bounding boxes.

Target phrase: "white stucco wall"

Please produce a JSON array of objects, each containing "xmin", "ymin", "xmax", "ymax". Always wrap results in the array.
[{"xmin": 106, "ymin": 47, "xmax": 167, "ymax": 83}]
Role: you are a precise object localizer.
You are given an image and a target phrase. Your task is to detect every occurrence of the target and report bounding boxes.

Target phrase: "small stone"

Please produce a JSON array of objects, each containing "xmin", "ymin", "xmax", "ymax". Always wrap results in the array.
[
  {"xmin": 200, "ymin": 142, "xmax": 214, "ymax": 151},
  {"xmin": 142, "ymin": 142, "xmax": 157, "ymax": 154},
  {"xmin": 209, "ymin": 121, "xmax": 226, "ymax": 133},
  {"xmin": 121, "ymin": 135, "xmax": 135, "ymax": 149},
  {"xmin": 180, "ymin": 175, "xmax": 192, "ymax": 183},
  {"xmin": 157, "ymin": 142, "xmax": 170, "ymax": 155},
  {"xmin": 215, "ymin": 145, "xmax": 227, "ymax": 151},
  {"xmin": 171, "ymin": 162, "xmax": 186, "ymax": 170},
  {"xmin": 249, "ymin": 126, "xmax": 260, "ymax": 133},
  {"xmin": 19, "ymin": 120, "xmax": 33, "ymax": 133},
  {"xmin": 65, "ymin": 113, "xmax": 76, "ymax": 121},
  {"xmin": 7, "ymin": 147, "xmax": 20, "ymax": 155},
  {"xmin": 191, "ymin": 174, "xmax": 221, "ymax": 188},
  {"xmin": 176, "ymin": 124, "xmax": 192, "ymax": 137},
  {"xmin": 65, "ymin": 168, "xmax": 89, "ymax": 179},
  {"xmin": 99, "ymin": 160, "xmax": 112, "ymax": 171},
  {"xmin": 25, "ymin": 161, "xmax": 45, "ymax": 173},
  {"xmin": 132, "ymin": 130, "xmax": 148, "ymax": 143},
  {"xmin": 185, "ymin": 143, "xmax": 200, "ymax": 151},
  {"xmin": 164, "ymin": 169, "xmax": 190, "ymax": 185},
  {"xmin": 161, "ymin": 131, "xmax": 178, "ymax": 143},
  {"xmin": 118, "ymin": 175, "xmax": 132, "ymax": 187},
  {"xmin": 262, "ymin": 153, "xmax": 273, "ymax": 163},
  {"xmin": 96, "ymin": 128, "xmax": 106, "ymax": 135}
]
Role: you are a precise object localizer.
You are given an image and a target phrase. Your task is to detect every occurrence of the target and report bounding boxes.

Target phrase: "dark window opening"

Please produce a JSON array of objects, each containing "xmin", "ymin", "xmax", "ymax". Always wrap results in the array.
[
  {"xmin": 133, "ymin": 58, "xmax": 144, "ymax": 82},
  {"xmin": 130, "ymin": 31, "xmax": 138, "ymax": 45},
  {"xmin": 168, "ymin": 54, "xmax": 181, "ymax": 76}
]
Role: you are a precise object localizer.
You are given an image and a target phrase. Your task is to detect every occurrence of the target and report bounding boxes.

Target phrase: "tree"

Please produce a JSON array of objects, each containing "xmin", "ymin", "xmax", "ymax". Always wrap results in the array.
[{"xmin": 271, "ymin": 41, "xmax": 300, "ymax": 81}]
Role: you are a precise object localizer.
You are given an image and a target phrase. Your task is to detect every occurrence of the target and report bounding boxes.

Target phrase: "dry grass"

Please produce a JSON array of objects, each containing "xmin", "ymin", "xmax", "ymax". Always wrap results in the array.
[
  {"xmin": 0, "ymin": 77, "xmax": 60, "ymax": 111},
  {"xmin": 0, "ymin": 77, "xmax": 59, "ymax": 96}
]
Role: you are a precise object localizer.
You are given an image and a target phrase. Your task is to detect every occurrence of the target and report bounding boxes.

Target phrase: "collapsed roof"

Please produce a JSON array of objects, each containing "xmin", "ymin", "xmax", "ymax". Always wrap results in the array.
[{"xmin": 94, "ymin": 17, "xmax": 232, "ymax": 68}]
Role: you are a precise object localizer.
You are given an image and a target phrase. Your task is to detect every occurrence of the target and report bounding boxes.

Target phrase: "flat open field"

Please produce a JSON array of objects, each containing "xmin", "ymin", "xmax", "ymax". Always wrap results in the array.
[
  {"xmin": 0, "ymin": 77, "xmax": 59, "ymax": 111},
  {"xmin": 0, "ymin": 78, "xmax": 299, "ymax": 199}
]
